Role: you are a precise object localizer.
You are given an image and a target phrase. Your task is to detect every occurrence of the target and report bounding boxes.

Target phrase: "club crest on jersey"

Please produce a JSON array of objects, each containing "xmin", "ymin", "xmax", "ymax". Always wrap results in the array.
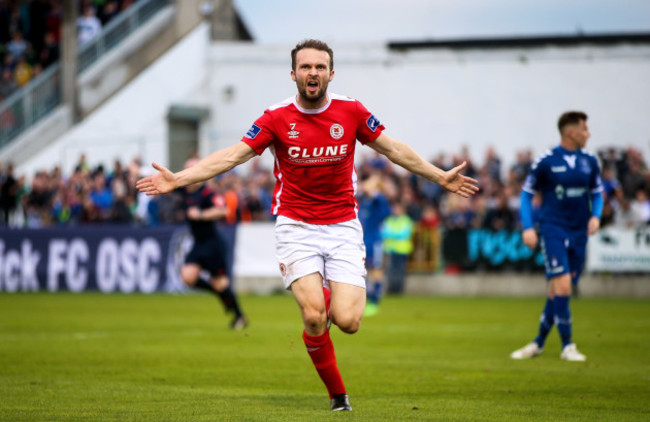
[
  {"xmin": 288, "ymin": 123, "xmax": 300, "ymax": 139},
  {"xmin": 330, "ymin": 124, "xmax": 344, "ymax": 139},
  {"xmin": 366, "ymin": 114, "xmax": 381, "ymax": 132},
  {"xmin": 245, "ymin": 124, "xmax": 262, "ymax": 139}
]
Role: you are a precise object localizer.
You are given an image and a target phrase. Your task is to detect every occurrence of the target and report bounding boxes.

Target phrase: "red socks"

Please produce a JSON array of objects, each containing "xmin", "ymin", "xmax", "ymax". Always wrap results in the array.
[{"xmin": 302, "ymin": 330, "xmax": 346, "ymax": 399}]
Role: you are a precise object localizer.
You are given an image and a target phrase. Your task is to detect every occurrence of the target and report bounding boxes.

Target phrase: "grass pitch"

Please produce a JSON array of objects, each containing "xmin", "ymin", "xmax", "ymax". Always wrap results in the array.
[{"xmin": 0, "ymin": 292, "xmax": 648, "ymax": 421}]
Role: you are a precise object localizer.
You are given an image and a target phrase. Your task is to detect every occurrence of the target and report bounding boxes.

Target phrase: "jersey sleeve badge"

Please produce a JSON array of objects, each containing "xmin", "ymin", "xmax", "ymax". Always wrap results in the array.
[
  {"xmin": 366, "ymin": 115, "xmax": 381, "ymax": 132},
  {"xmin": 245, "ymin": 124, "xmax": 262, "ymax": 139}
]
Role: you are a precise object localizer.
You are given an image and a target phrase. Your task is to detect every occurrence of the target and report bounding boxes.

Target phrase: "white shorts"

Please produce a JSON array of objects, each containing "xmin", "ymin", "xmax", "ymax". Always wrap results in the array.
[{"xmin": 275, "ymin": 215, "xmax": 367, "ymax": 290}]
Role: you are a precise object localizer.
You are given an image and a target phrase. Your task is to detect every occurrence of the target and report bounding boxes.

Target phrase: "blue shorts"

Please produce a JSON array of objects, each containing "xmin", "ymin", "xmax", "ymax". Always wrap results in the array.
[
  {"xmin": 539, "ymin": 224, "xmax": 587, "ymax": 284},
  {"xmin": 365, "ymin": 239, "xmax": 384, "ymax": 269}
]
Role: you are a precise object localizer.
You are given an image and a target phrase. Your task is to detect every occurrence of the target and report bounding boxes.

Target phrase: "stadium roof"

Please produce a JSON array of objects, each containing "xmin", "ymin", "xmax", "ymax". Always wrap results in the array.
[{"xmin": 388, "ymin": 32, "xmax": 650, "ymax": 51}]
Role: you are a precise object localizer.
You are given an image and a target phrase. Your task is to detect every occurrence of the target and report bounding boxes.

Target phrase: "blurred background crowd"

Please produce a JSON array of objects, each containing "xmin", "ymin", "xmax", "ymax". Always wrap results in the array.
[
  {"xmin": 0, "ymin": 0, "xmax": 138, "ymax": 102},
  {"xmin": 1, "ymin": 145, "xmax": 648, "ymax": 230},
  {"xmin": 1, "ymin": 1, "xmax": 648, "ymax": 237}
]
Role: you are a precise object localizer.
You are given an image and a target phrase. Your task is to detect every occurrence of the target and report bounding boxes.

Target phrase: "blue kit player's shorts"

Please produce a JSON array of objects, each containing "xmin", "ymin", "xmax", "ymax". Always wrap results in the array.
[
  {"xmin": 539, "ymin": 224, "xmax": 587, "ymax": 284},
  {"xmin": 186, "ymin": 236, "xmax": 228, "ymax": 277},
  {"xmin": 365, "ymin": 238, "xmax": 384, "ymax": 270}
]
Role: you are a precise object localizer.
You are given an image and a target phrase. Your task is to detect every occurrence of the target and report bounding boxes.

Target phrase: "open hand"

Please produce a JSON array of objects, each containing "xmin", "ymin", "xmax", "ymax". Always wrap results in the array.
[
  {"xmin": 522, "ymin": 228, "xmax": 538, "ymax": 250},
  {"xmin": 135, "ymin": 162, "xmax": 176, "ymax": 195},
  {"xmin": 587, "ymin": 216, "xmax": 600, "ymax": 236},
  {"xmin": 441, "ymin": 161, "xmax": 480, "ymax": 198}
]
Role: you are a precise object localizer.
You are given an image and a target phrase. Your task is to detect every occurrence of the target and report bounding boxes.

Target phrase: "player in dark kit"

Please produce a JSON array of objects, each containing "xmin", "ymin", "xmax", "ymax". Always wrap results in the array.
[
  {"xmin": 180, "ymin": 158, "xmax": 248, "ymax": 330},
  {"xmin": 511, "ymin": 111, "xmax": 603, "ymax": 361}
]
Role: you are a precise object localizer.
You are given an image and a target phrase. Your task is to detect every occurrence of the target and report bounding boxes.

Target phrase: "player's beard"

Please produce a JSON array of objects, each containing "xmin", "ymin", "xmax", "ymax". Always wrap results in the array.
[{"xmin": 297, "ymin": 78, "xmax": 329, "ymax": 106}]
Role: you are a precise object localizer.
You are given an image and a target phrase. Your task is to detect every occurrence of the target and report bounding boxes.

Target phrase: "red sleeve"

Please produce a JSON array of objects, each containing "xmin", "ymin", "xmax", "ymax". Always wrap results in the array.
[
  {"xmin": 355, "ymin": 100, "xmax": 385, "ymax": 145},
  {"xmin": 240, "ymin": 110, "xmax": 276, "ymax": 155}
]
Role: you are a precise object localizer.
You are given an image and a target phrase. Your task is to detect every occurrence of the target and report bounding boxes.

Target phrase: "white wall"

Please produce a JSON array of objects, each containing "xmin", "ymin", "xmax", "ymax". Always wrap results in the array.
[
  {"xmin": 17, "ymin": 26, "xmax": 650, "ymax": 178},
  {"xmin": 205, "ymin": 42, "xmax": 650, "ymax": 172}
]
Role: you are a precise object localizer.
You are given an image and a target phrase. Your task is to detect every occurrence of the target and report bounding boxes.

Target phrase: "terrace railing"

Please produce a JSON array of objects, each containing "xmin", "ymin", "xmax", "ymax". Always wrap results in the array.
[{"xmin": 0, "ymin": 0, "xmax": 171, "ymax": 150}]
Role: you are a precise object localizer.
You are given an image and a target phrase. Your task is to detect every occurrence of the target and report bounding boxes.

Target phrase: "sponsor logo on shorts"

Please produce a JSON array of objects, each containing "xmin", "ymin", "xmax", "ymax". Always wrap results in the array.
[
  {"xmin": 548, "ymin": 256, "xmax": 564, "ymax": 274},
  {"xmin": 279, "ymin": 263, "xmax": 287, "ymax": 277},
  {"xmin": 550, "ymin": 265, "xmax": 565, "ymax": 274}
]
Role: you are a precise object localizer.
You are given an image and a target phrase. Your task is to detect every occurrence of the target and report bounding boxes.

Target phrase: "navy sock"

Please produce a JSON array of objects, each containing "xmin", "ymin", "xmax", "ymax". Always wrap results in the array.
[
  {"xmin": 534, "ymin": 297, "xmax": 555, "ymax": 348},
  {"xmin": 194, "ymin": 277, "xmax": 216, "ymax": 294},
  {"xmin": 367, "ymin": 281, "xmax": 383, "ymax": 305},
  {"xmin": 194, "ymin": 277, "xmax": 243, "ymax": 317},
  {"xmin": 553, "ymin": 295, "xmax": 572, "ymax": 348},
  {"xmin": 218, "ymin": 287, "xmax": 243, "ymax": 317}
]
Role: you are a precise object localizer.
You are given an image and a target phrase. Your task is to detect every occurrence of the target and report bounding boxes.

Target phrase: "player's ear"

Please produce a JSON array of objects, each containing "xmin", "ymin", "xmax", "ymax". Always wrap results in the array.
[
  {"xmin": 291, "ymin": 70, "xmax": 296, "ymax": 82},
  {"xmin": 329, "ymin": 70, "xmax": 335, "ymax": 81}
]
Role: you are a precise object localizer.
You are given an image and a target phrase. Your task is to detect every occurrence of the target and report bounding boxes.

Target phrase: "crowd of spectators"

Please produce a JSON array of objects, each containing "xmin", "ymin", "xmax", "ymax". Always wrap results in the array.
[
  {"xmin": 1, "ymin": 146, "xmax": 649, "ymax": 231},
  {"xmin": 357, "ymin": 145, "xmax": 650, "ymax": 233},
  {"xmin": 0, "ymin": 0, "xmax": 137, "ymax": 103}
]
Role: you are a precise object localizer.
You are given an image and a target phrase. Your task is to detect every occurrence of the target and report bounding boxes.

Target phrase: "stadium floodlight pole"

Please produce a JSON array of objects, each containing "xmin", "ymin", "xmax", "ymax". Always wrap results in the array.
[{"xmin": 61, "ymin": 0, "xmax": 80, "ymax": 123}]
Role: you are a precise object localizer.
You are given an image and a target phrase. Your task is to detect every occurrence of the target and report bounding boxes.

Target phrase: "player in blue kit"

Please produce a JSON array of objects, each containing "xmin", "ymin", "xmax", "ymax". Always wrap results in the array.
[
  {"xmin": 510, "ymin": 111, "xmax": 603, "ymax": 362},
  {"xmin": 357, "ymin": 173, "xmax": 391, "ymax": 316},
  {"xmin": 180, "ymin": 158, "xmax": 248, "ymax": 330}
]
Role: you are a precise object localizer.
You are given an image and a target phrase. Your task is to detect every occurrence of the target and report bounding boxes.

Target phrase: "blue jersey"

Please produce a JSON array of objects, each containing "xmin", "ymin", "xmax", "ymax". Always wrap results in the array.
[
  {"xmin": 358, "ymin": 192, "xmax": 391, "ymax": 246},
  {"xmin": 523, "ymin": 146, "xmax": 603, "ymax": 234}
]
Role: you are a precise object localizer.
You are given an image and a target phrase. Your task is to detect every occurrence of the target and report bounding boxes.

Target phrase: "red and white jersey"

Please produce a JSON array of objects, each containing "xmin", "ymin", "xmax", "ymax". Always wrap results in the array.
[{"xmin": 241, "ymin": 93, "xmax": 385, "ymax": 224}]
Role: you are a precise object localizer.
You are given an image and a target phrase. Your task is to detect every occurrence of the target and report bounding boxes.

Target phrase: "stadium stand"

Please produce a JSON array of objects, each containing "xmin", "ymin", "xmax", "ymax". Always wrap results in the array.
[{"xmin": 0, "ymin": 2, "xmax": 648, "ymax": 291}]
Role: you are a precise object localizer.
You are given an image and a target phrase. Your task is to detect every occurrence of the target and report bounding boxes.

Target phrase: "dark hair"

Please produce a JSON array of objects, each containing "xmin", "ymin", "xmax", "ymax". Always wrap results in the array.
[
  {"xmin": 557, "ymin": 111, "xmax": 588, "ymax": 134},
  {"xmin": 291, "ymin": 39, "xmax": 334, "ymax": 71}
]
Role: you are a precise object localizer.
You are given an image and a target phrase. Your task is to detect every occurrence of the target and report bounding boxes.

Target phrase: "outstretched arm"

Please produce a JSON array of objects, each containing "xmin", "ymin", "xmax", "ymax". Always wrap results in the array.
[
  {"xmin": 588, "ymin": 191, "xmax": 603, "ymax": 235},
  {"xmin": 187, "ymin": 204, "xmax": 228, "ymax": 222},
  {"xmin": 520, "ymin": 190, "xmax": 538, "ymax": 250},
  {"xmin": 136, "ymin": 142, "xmax": 257, "ymax": 195},
  {"xmin": 367, "ymin": 133, "xmax": 479, "ymax": 198}
]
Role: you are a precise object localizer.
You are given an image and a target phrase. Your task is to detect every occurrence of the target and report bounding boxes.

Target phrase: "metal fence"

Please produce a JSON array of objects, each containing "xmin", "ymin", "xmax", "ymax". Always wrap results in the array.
[
  {"xmin": 0, "ymin": 0, "xmax": 171, "ymax": 150},
  {"xmin": 0, "ymin": 63, "xmax": 62, "ymax": 148},
  {"xmin": 78, "ymin": 0, "xmax": 171, "ymax": 73}
]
